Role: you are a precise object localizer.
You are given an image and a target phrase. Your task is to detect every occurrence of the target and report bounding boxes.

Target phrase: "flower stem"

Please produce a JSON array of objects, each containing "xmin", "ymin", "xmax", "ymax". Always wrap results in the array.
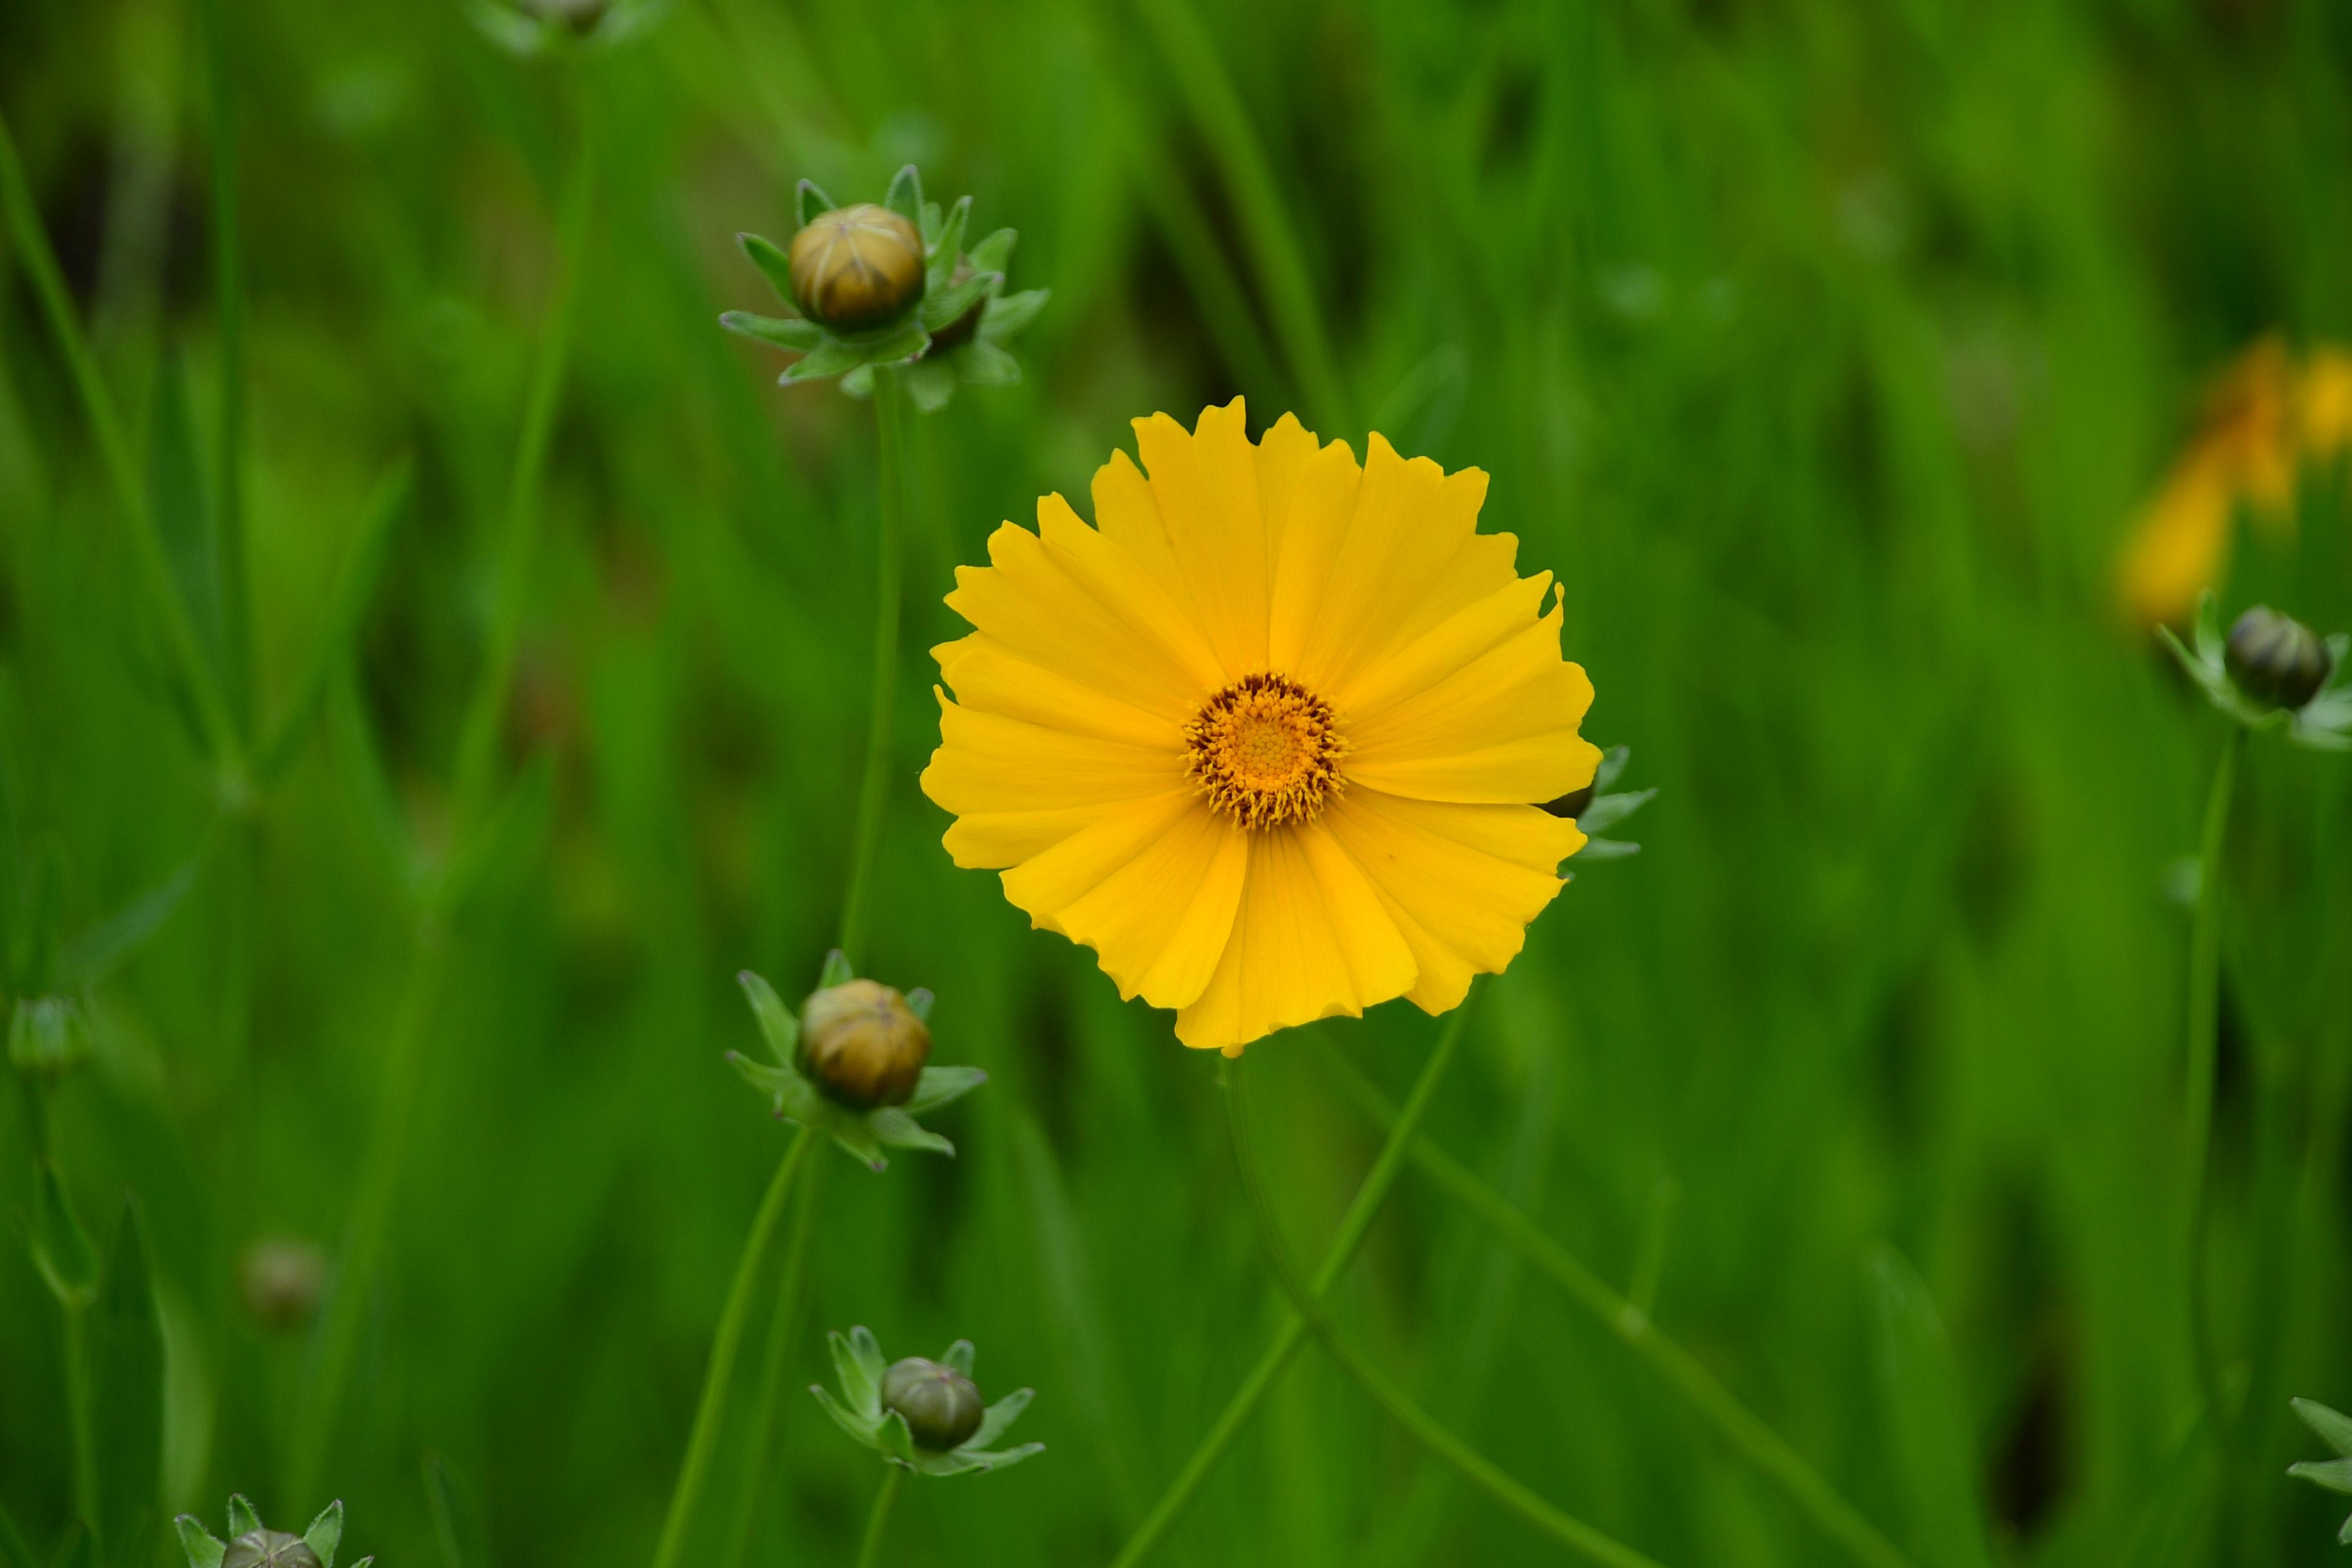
[
  {"xmin": 2182, "ymin": 728, "xmax": 2239, "ymax": 1445},
  {"xmin": 1105, "ymin": 990, "xmax": 1480, "ymax": 1568},
  {"xmin": 837, "ymin": 368, "xmax": 908, "ymax": 966},
  {"xmin": 62, "ymin": 1302, "xmax": 95, "ymax": 1533},
  {"xmin": 1224, "ymin": 1050, "xmax": 1665, "ymax": 1568},
  {"xmin": 651, "ymin": 1127, "xmax": 817, "ymax": 1568},
  {"xmin": 1311, "ymin": 1040, "xmax": 1915, "ymax": 1568},
  {"xmin": 853, "ymin": 1464, "xmax": 903, "ymax": 1568},
  {"xmin": 716, "ymin": 1146, "xmax": 831, "ymax": 1568}
]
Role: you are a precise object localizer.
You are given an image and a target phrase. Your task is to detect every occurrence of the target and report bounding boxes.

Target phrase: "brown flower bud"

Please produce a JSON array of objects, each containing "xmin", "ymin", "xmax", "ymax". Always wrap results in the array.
[
  {"xmin": 881, "ymin": 1357, "xmax": 985, "ymax": 1451},
  {"xmin": 239, "ymin": 1235, "xmax": 328, "ymax": 1333},
  {"xmin": 223, "ymin": 1533, "xmax": 319, "ymax": 1568},
  {"xmin": 799, "ymin": 979, "xmax": 930, "ymax": 1109},
  {"xmin": 2226, "ymin": 604, "xmax": 2332, "ymax": 710},
  {"xmin": 787, "ymin": 204, "xmax": 925, "ymax": 333}
]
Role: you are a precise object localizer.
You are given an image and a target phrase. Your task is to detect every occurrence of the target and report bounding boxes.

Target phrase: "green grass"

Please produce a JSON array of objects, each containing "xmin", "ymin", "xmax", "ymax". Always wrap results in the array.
[{"xmin": 3, "ymin": 0, "xmax": 2352, "ymax": 1565}]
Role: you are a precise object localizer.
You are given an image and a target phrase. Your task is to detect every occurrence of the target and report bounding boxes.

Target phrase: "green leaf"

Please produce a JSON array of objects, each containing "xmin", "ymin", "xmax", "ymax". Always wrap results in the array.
[
  {"xmin": 966, "ymin": 227, "xmax": 1017, "ymax": 275},
  {"xmin": 257, "ymin": 460, "xmax": 413, "ymax": 785},
  {"xmin": 300, "ymin": 1502, "xmax": 342, "ymax": 1568},
  {"xmin": 28, "ymin": 1163, "xmax": 98, "ymax": 1308},
  {"xmin": 977, "ymin": 288, "xmax": 1048, "ymax": 342},
  {"xmin": 61, "ymin": 854, "xmax": 201, "ymax": 989},
  {"xmin": 718, "ymin": 311, "xmax": 821, "ymax": 353},
  {"xmin": 1867, "ymin": 1245, "xmax": 1994, "ymax": 1568},
  {"xmin": 738, "ymin": 234, "xmax": 798, "ymax": 307},
  {"xmin": 2, "ymin": 1501, "xmax": 42, "ymax": 1568},
  {"xmin": 883, "ymin": 164, "xmax": 922, "ymax": 225},
  {"xmin": 926, "ymin": 197, "xmax": 971, "ymax": 291},
  {"xmin": 173, "ymin": 1519, "xmax": 224, "ymax": 1568},
  {"xmin": 435, "ymin": 752, "xmax": 555, "ymax": 916},
  {"xmin": 2296, "ymin": 1398, "xmax": 2352, "ymax": 1458},
  {"xmin": 868, "ymin": 1108, "xmax": 952, "ymax": 1157},
  {"xmin": 16, "ymin": 837, "xmax": 63, "ymax": 997},
  {"xmin": 901, "ymin": 360, "xmax": 956, "ymax": 413},
  {"xmin": 794, "ymin": 180, "xmax": 834, "ymax": 229},
  {"xmin": 736, "ymin": 971, "xmax": 801, "ymax": 1064},
  {"xmin": 224, "ymin": 1499, "xmax": 260, "ymax": 1538},
  {"xmin": 903, "ymin": 1065, "xmax": 987, "ymax": 1116},
  {"xmin": 919, "ymin": 272, "xmax": 995, "ymax": 334},
  {"xmin": 957, "ymin": 342, "xmax": 1021, "ymax": 389},
  {"xmin": 2289, "ymin": 1456, "xmax": 2352, "ymax": 1496},
  {"xmin": 148, "ymin": 350, "xmax": 223, "ymax": 687},
  {"xmin": 327, "ymin": 673, "xmax": 418, "ymax": 897},
  {"xmin": 818, "ymin": 949, "xmax": 854, "ymax": 990},
  {"xmin": 425, "ymin": 1453, "xmax": 484, "ymax": 1568},
  {"xmin": 92, "ymin": 1204, "xmax": 164, "ymax": 1568}
]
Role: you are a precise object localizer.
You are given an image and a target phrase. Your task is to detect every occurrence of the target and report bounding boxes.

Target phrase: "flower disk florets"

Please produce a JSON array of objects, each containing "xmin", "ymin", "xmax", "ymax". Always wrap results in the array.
[{"xmin": 1184, "ymin": 673, "xmax": 1346, "ymax": 830}]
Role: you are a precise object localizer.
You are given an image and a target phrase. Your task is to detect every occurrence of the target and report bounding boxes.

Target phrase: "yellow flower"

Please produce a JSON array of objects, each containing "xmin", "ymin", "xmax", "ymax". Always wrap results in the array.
[{"xmin": 919, "ymin": 400, "xmax": 1601, "ymax": 1054}]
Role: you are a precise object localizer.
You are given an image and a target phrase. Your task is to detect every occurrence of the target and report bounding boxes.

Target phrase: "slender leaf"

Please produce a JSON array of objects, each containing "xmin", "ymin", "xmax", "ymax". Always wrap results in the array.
[
  {"xmin": 92, "ymin": 1204, "xmax": 163, "ymax": 1568},
  {"xmin": 1867, "ymin": 1245, "xmax": 1994, "ymax": 1568}
]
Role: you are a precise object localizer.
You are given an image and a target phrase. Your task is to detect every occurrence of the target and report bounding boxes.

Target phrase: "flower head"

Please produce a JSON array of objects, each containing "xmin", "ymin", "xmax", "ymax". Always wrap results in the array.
[
  {"xmin": 727, "ymin": 953, "xmax": 985, "ymax": 1170},
  {"xmin": 787, "ymin": 204, "xmax": 925, "ymax": 333},
  {"xmin": 178, "ymin": 1500, "xmax": 367, "ymax": 1568},
  {"xmin": 812, "ymin": 1326, "xmax": 1042, "ymax": 1476},
  {"xmin": 920, "ymin": 400, "xmax": 1601, "ymax": 1054},
  {"xmin": 2163, "ymin": 591, "xmax": 2352, "ymax": 749}
]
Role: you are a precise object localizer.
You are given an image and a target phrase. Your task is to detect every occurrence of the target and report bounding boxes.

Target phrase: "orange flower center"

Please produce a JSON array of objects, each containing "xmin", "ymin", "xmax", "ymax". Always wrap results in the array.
[{"xmin": 1184, "ymin": 673, "xmax": 1346, "ymax": 830}]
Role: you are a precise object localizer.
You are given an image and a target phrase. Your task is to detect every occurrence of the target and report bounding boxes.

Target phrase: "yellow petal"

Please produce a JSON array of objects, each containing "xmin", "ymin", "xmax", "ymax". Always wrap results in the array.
[
  {"xmin": 1267, "ymin": 437, "xmax": 1364, "ymax": 672},
  {"xmin": 1173, "ymin": 821, "xmax": 1417, "ymax": 1052},
  {"xmin": 1346, "ymin": 608, "xmax": 1600, "ymax": 803},
  {"xmin": 1001, "ymin": 791, "xmax": 1249, "ymax": 1009},
  {"xmin": 920, "ymin": 692, "xmax": 1186, "ymax": 861},
  {"xmin": 1318, "ymin": 787, "xmax": 1581, "ymax": 1014},
  {"xmin": 1034, "ymin": 493, "xmax": 1227, "ymax": 700},
  {"xmin": 1132, "ymin": 399, "xmax": 1271, "ymax": 677},
  {"xmin": 934, "ymin": 633, "xmax": 1179, "ymax": 750}
]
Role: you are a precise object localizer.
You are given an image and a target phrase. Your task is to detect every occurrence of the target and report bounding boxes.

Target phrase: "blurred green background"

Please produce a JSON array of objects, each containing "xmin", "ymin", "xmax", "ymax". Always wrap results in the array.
[{"xmin": 5, "ymin": 0, "xmax": 2352, "ymax": 1563}]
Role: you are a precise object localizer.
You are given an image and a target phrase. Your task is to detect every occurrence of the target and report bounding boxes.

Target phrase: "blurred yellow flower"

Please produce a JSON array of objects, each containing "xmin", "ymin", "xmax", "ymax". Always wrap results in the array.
[
  {"xmin": 2119, "ymin": 338, "xmax": 2351, "ymax": 627},
  {"xmin": 921, "ymin": 400, "xmax": 1600, "ymax": 1054}
]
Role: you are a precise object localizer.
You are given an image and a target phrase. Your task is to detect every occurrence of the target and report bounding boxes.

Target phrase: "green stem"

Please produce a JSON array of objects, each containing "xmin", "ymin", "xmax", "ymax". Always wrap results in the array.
[
  {"xmin": 1133, "ymin": 0, "xmax": 1350, "ymax": 431},
  {"xmin": 1315, "ymin": 1040, "xmax": 1915, "ymax": 1568},
  {"xmin": 288, "ymin": 921, "xmax": 449, "ymax": 1506},
  {"xmin": 1106, "ymin": 989, "xmax": 1480, "ymax": 1568},
  {"xmin": 197, "ymin": 0, "xmax": 250, "ymax": 737},
  {"xmin": 0, "ymin": 105, "xmax": 242, "ymax": 770},
  {"xmin": 2183, "ymin": 729, "xmax": 2239, "ymax": 1446},
  {"xmin": 451, "ymin": 85, "xmax": 596, "ymax": 831},
  {"xmin": 650, "ymin": 1128, "xmax": 816, "ymax": 1568},
  {"xmin": 716, "ymin": 1147, "xmax": 831, "ymax": 1568},
  {"xmin": 853, "ymin": 1464, "xmax": 903, "ymax": 1568},
  {"xmin": 1224, "ymin": 1052, "xmax": 1665, "ymax": 1568},
  {"xmin": 836, "ymin": 368, "xmax": 907, "ymax": 966},
  {"xmin": 63, "ymin": 1303, "xmax": 96, "ymax": 1535}
]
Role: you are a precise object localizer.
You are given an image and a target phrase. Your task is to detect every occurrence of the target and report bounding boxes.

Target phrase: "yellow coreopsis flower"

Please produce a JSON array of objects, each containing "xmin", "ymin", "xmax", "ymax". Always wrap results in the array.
[{"xmin": 919, "ymin": 400, "xmax": 1601, "ymax": 1054}]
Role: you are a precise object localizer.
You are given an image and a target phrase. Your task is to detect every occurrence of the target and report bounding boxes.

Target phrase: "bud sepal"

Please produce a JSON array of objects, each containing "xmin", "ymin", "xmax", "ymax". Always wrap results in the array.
[
  {"xmin": 727, "ymin": 954, "xmax": 986, "ymax": 1171},
  {"xmin": 2162, "ymin": 591, "xmax": 2352, "ymax": 749},
  {"xmin": 176, "ymin": 1498, "xmax": 369, "ymax": 1568},
  {"xmin": 1540, "ymin": 744, "xmax": 1656, "ymax": 862},
  {"xmin": 2289, "ymin": 1397, "xmax": 2352, "ymax": 1545},
  {"xmin": 810, "ymin": 1326, "xmax": 1043, "ymax": 1477},
  {"xmin": 471, "ymin": 0, "xmax": 664, "ymax": 57}
]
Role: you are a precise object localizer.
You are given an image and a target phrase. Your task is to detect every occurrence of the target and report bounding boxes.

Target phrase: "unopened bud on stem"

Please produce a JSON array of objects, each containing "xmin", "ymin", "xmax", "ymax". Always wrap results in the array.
[
  {"xmin": 788, "ymin": 205, "xmax": 924, "ymax": 333},
  {"xmin": 799, "ymin": 979, "xmax": 930, "ymax": 1109},
  {"xmin": 2226, "ymin": 604, "xmax": 2332, "ymax": 710},
  {"xmin": 223, "ymin": 1533, "xmax": 319, "ymax": 1568},
  {"xmin": 882, "ymin": 1357, "xmax": 985, "ymax": 1450}
]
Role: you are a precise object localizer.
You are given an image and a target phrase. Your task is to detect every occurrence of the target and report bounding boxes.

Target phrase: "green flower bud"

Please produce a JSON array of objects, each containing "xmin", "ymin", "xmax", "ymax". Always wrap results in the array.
[
  {"xmin": 881, "ymin": 1357, "xmax": 985, "ymax": 1451},
  {"xmin": 222, "ymin": 1533, "xmax": 319, "ymax": 1568},
  {"xmin": 239, "ymin": 1235, "xmax": 328, "ymax": 1333},
  {"xmin": 788, "ymin": 204, "xmax": 925, "ymax": 333},
  {"xmin": 8, "ymin": 995, "xmax": 87, "ymax": 1080},
  {"xmin": 2226, "ymin": 604, "xmax": 2333, "ymax": 710},
  {"xmin": 798, "ymin": 979, "xmax": 931, "ymax": 1110}
]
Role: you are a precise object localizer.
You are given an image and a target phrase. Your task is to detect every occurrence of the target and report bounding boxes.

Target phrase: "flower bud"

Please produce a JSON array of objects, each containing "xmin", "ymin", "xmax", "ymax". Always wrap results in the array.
[
  {"xmin": 222, "ymin": 1533, "xmax": 319, "ymax": 1568},
  {"xmin": 787, "ymin": 205, "xmax": 925, "ymax": 333},
  {"xmin": 8, "ymin": 995, "xmax": 87, "ymax": 1081},
  {"xmin": 798, "ymin": 979, "xmax": 930, "ymax": 1109},
  {"xmin": 881, "ymin": 1357, "xmax": 985, "ymax": 1451},
  {"xmin": 239, "ymin": 1235, "xmax": 328, "ymax": 1333},
  {"xmin": 2225, "ymin": 604, "xmax": 2332, "ymax": 710}
]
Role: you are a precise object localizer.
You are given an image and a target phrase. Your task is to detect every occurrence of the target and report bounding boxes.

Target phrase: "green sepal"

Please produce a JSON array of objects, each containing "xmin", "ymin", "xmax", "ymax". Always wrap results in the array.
[
  {"xmin": 957, "ymin": 342, "xmax": 1021, "ymax": 388},
  {"xmin": 818, "ymin": 948, "xmax": 855, "ymax": 990},
  {"xmin": 737, "ymin": 234, "xmax": 798, "ymax": 309},
  {"xmin": 839, "ymin": 366, "xmax": 876, "ymax": 399},
  {"xmin": 2290, "ymin": 1456, "xmax": 2352, "ymax": 1496},
  {"xmin": 869, "ymin": 1108, "xmax": 953, "ymax": 1157},
  {"xmin": 901, "ymin": 360, "xmax": 957, "ymax": 413},
  {"xmin": 1592, "ymin": 744, "xmax": 1631, "ymax": 792},
  {"xmin": 736, "ymin": 970, "xmax": 800, "ymax": 1064},
  {"xmin": 811, "ymin": 1326, "xmax": 1043, "ymax": 1477},
  {"xmin": 926, "ymin": 197, "xmax": 972, "ymax": 291},
  {"xmin": 904, "ymin": 988, "xmax": 935, "ymax": 1024},
  {"xmin": 966, "ymin": 227, "xmax": 1017, "ymax": 275},
  {"xmin": 302, "ymin": 1502, "xmax": 344, "ymax": 1568},
  {"xmin": 2159, "ymin": 590, "xmax": 2352, "ymax": 748},
  {"xmin": 905, "ymin": 1065, "xmax": 987, "ymax": 1117},
  {"xmin": 795, "ymin": 180, "xmax": 835, "ymax": 228},
  {"xmin": 943, "ymin": 1339, "xmax": 975, "ymax": 1377},
  {"xmin": 173, "ymin": 1519, "xmax": 224, "ymax": 1568},
  {"xmin": 778, "ymin": 337, "xmax": 868, "ymax": 385},
  {"xmin": 1578, "ymin": 788, "xmax": 1656, "ymax": 834},
  {"xmin": 225, "ymin": 1498, "xmax": 261, "ymax": 1538},
  {"xmin": 968, "ymin": 1386, "xmax": 1031, "ymax": 1449},
  {"xmin": 2296, "ymin": 1397, "xmax": 2352, "ymax": 1457},
  {"xmin": 836, "ymin": 1326, "xmax": 885, "ymax": 1415},
  {"xmin": 28, "ymin": 1163, "xmax": 98, "ymax": 1308},
  {"xmin": 919, "ymin": 272, "xmax": 998, "ymax": 334},
  {"xmin": 720, "ymin": 312, "xmax": 821, "ymax": 353},
  {"xmin": 977, "ymin": 288, "xmax": 1048, "ymax": 343},
  {"xmin": 1575, "ymin": 837, "xmax": 1642, "ymax": 861},
  {"xmin": 883, "ymin": 165, "xmax": 922, "ymax": 225}
]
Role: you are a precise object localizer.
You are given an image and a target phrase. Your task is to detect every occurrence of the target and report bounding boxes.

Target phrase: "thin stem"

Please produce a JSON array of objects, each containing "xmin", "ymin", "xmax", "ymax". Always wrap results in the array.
[
  {"xmin": 1316, "ymin": 1041, "xmax": 1914, "ymax": 1568},
  {"xmin": 650, "ymin": 1128, "xmax": 816, "ymax": 1568},
  {"xmin": 1224, "ymin": 1053, "xmax": 1665, "ymax": 1568},
  {"xmin": 0, "ymin": 106, "xmax": 242, "ymax": 769},
  {"xmin": 836, "ymin": 368, "xmax": 907, "ymax": 965},
  {"xmin": 198, "ymin": 0, "xmax": 250, "ymax": 736},
  {"xmin": 853, "ymin": 1464, "xmax": 903, "ymax": 1568},
  {"xmin": 2183, "ymin": 729, "xmax": 2239, "ymax": 1446},
  {"xmin": 63, "ymin": 1303, "xmax": 95, "ymax": 1534},
  {"xmin": 1106, "ymin": 990, "xmax": 1480, "ymax": 1568},
  {"xmin": 717, "ymin": 1147, "xmax": 831, "ymax": 1568},
  {"xmin": 451, "ymin": 84, "xmax": 596, "ymax": 830}
]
